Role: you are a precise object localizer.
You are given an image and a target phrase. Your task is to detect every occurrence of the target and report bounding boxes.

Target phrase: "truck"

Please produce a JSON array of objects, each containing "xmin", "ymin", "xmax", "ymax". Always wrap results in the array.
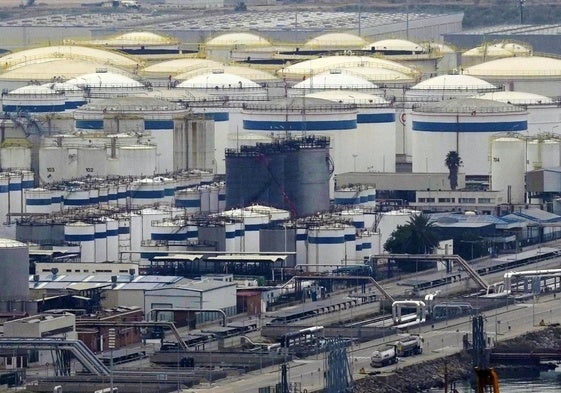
[
  {"xmin": 370, "ymin": 335, "xmax": 423, "ymax": 368},
  {"xmin": 370, "ymin": 345, "xmax": 397, "ymax": 367},
  {"xmin": 396, "ymin": 334, "xmax": 423, "ymax": 357}
]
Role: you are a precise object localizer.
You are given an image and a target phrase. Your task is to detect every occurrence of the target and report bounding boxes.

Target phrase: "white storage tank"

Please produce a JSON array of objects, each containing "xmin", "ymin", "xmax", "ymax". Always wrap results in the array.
[
  {"xmin": 8, "ymin": 173, "xmax": 23, "ymax": 218},
  {"xmin": 118, "ymin": 216, "xmax": 132, "ymax": 261},
  {"xmin": 307, "ymin": 224, "xmax": 347, "ymax": 272},
  {"xmin": 25, "ymin": 188, "xmax": 53, "ymax": 214},
  {"xmin": 65, "ymin": 221, "xmax": 95, "ymax": 263},
  {"xmin": 200, "ymin": 186, "xmax": 210, "ymax": 214},
  {"xmin": 218, "ymin": 183, "xmax": 226, "ymax": 212},
  {"xmin": 105, "ymin": 218, "xmax": 119, "ymax": 262},
  {"xmin": 39, "ymin": 147, "xmax": 74, "ymax": 183},
  {"xmin": 344, "ymin": 224, "xmax": 357, "ymax": 264},
  {"xmin": 114, "ymin": 146, "xmax": 157, "ymax": 177},
  {"xmin": 2, "ymin": 85, "xmax": 66, "ymax": 113},
  {"xmin": 224, "ymin": 221, "xmax": 238, "ymax": 253},
  {"xmin": 89, "ymin": 188, "xmax": 99, "ymax": 206},
  {"xmin": 411, "ymin": 98, "xmax": 528, "ymax": 177},
  {"xmin": 527, "ymin": 138, "xmax": 561, "ymax": 170},
  {"xmin": 94, "ymin": 221, "xmax": 107, "ymax": 263},
  {"xmin": 377, "ymin": 209, "xmax": 420, "ymax": 252},
  {"xmin": 0, "ymin": 147, "xmax": 31, "ymax": 171},
  {"xmin": 51, "ymin": 189, "xmax": 63, "ymax": 213},
  {"xmin": 77, "ymin": 147, "xmax": 107, "ymax": 178},
  {"xmin": 209, "ymin": 185, "xmax": 219, "ymax": 213},
  {"xmin": 98, "ymin": 185, "xmax": 109, "ymax": 205},
  {"xmin": 0, "ymin": 239, "xmax": 29, "ymax": 304},
  {"xmin": 130, "ymin": 178, "xmax": 165, "ymax": 207},
  {"xmin": 175, "ymin": 188, "xmax": 201, "ymax": 214},
  {"xmin": 306, "ymin": 91, "xmax": 396, "ymax": 173},
  {"xmin": 490, "ymin": 136, "xmax": 526, "ymax": 205},
  {"xmin": 63, "ymin": 188, "xmax": 91, "ymax": 209},
  {"xmin": 296, "ymin": 227, "xmax": 307, "ymax": 267},
  {"xmin": 0, "ymin": 174, "xmax": 8, "ymax": 224}
]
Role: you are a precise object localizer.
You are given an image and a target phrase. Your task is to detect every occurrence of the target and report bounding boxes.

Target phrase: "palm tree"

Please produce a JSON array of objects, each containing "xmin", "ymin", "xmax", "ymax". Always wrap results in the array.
[{"xmin": 445, "ymin": 151, "xmax": 462, "ymax": 191}]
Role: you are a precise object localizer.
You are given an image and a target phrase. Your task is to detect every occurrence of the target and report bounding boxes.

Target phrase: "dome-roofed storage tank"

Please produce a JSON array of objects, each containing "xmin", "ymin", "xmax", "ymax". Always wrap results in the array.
[
  {"xmin": 0, "ymin": 239, "xmax": 29, "ymax": 310},
  {"xmin": 490, "ymin": 136, "xmax": 526, "ymax": 205},
  {"xmin": 2, "ymin": 85, "xmax": 66, "ymax": 113},
  {"xmin": 290, "ymin": 70, "xmax": 379, "ymax": 95},
  {"xmin": 303, "ymin": 33, "xmax": 367, "ymax": 50},
  {"xmin": 476, "ymin": 91, "xmax": 557, "ymax": 136},
  {"xmin": 463, "ymin": 56, "xmax": 561, "ymax": 97},
  {"xmin": 411, "ymin": 98, "xmax": 528, "ymax": 177}
]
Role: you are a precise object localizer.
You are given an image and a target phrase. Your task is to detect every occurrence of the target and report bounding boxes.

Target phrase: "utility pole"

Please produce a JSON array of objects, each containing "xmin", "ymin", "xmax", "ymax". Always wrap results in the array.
[{"xmin": 519, "ymin": 0, "xmax": 526, "ymax": 24}]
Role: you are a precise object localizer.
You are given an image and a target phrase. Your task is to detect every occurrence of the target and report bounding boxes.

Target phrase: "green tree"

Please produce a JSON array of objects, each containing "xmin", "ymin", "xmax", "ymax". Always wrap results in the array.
[
  {"xmin": 445, "ymin": 151, "xmax": 462, "ymax": 191},
  {"xmin": 384, "ymin": 213, "xmax": 439, "ymax": 254}
]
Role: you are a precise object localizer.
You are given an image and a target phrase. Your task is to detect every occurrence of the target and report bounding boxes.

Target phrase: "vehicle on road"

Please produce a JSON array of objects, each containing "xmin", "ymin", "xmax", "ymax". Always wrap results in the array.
[{"xmin": 370, "ymin": 334, "xmax": 423, "ymax": 367}]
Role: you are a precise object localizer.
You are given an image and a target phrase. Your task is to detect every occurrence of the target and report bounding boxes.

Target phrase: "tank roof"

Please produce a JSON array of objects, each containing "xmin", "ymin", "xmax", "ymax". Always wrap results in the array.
[
  {"xmin": 77, "ymin": 96, "xmax": 184, "ymax": 112},
  {"xmin": 0, "ymin": 45, "xmax": 138, "ymax": 70},
  {"xmin": 142, "ymin": 58, "xmax": 223, "ymax": 75},
  {"xmin": 306, "ymin": 90, "xmax": 389, "ymax": 105},
  {"xmin": 9, "ymin": 85, "xmax": 59, "ymax": 95},
  {"xmin": 304, "ymin": 33, "xmax": 367, "ymax": 48},
  {"xmin": 66, "ymin": 72, "xmax": 143, "ymax": 88},
  {"xmin": 364, "ymin": 38, "xmax": 424, "ymax": 52},
  {"xmin": 414, "ymin": 97, "xmax": 522, "ymax": 114},
  {"xmin": 412, "ymin": 74, "xmax": 496, "ymax": 90},
  {"xmin": 89, "ymin": 31, "xmax": 179, "ymax": 46},
  {"xmin": 476, "ymin": 91, "xmax": 554, "ymax": 105},
  {"xmin": 177, "ymin": 72, "xmax": 261, "ymax": 88},
  {"xmin": 279, "ymin": 55, "xmax": 416, "ymax": 78},
  {"xmin": 176, "ymin": 66, "xmax": 278, "ymax": 82},
  {"xmin": 243, "ymin": 96, "xmax": 356, "ymax": 111},
  {"xmin": 292, "ymin": 70, "xmax": 377, "ymax": 90},
  {"xmin": 205, "ymin": 32, "xmax": 271, "ymax": 48},
  {"xmin": 0, "ymin": 59, "xmax": 131, "ymax": 81},
  {"xmin": 464, "ymin": 56, "xmax": 561, "ymax": 77}
]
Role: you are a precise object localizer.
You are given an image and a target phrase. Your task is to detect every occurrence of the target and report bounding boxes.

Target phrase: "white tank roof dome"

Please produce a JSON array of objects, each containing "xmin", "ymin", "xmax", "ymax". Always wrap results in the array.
[
  {"xmin": 205, "ymin": 32, "xmax": 271, "ymax": 48},
  {"xmin": 243, "ymin": 96, "xmax": 355, "ymax": 111},
  {"xmin": 304, "ymin": 33, "xmax": 367, "ymax": 49},
  {"xmin": 176, "ymin": 66, "xmax": 278, "ymax": 82},
  {"xmin": 292, "ymin": 70, "xmax": 378, "ymax": 90},
  {"xmin": 464, "ymin": 56, "xmax": 561, "ymax": 77},
  {"xmin": 142, "ymin": 58, "xmax": 223, "ymax": 75},
  {"xmin": 66, "ymin": 72, "xmax": 143, "ymax": 88},
  {"xmin": 363, "ymin": 38, "xmax": 424, "ymax": 52},
  {"xmin": 177, "ymin": 71, "xmax": 260, "ymax": 88},
  {"xmin": 279, "ymin": 55, "xmax": 417, "ymax": 79},
  {"xmin": 306, "ymin": 90, "xmax": 389, "ymax": 105},
  {"xmin": 342, "ymin": 67, "xmax": 417, "ymax": 83},
  {"xmin": 489, "ymin": 42, "xmax": 531, "ymax": 55},
  {"xmin": 412, "ymin": 74, "xmax": 496, "ymax": 90},
  {"xmin": 0, "ymin": 45, "xmax": 138, "ymax": 70},
  {"xmin": 90, "ymin": 31, "xmax": 179, "ymax": 46},
  {"xmin": 0, "ymin": 59, "xmax": 133, "ymax": 81},
  {"xmin": 477, "ymin": 91, "xmax": 553, "ymax": 105},
  {"xmin": 423, "ymin": 42, "xmax": 455, "ymax": 54},
  {"xmin": 78, "ymin": 96, "xmax": 183, "ymax": 112},
  {"xmin": 9, "ymin": 85, "xmax": 58, "ymax": 95},
  {"xmin": 414, "ymin": 97, "xmax": 521, "ymax": 114},
  {"xmin": 42, "ymin": 81, "xmax": 83, "ymax": 92},
  {"xmin": 463, "ymin": 46, "xmax": 513, "ymax": 58}
]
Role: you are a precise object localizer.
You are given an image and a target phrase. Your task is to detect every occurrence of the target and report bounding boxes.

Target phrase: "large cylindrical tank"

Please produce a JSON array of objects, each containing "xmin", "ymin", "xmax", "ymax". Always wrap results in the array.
[
  {"xmin": 39, "ymin": 147, "xmax": 75, "ymax": 183},
  {"xmin": 0, "ymin": 174, "xmax": 8, "ymax": 224},
  {"xmin": 118, "ymin": 216, "xmax": 131, "ymax": 261},
  {"xmin": 296, "ymin": 227, "xmax": 307, "ymax": 266},
  {"xmin": 307, "ymin": 225, "xmax": 347, "ymax": 272},
  {"xmin": 63, "ymin": 188, "xmax": 91, "ymax": 209},
  {"xmin": 411, "ymin": 98, "xmax": 527, "ymax": 176},
  {"xmin": 65, "ymin": 221, "xmax": 95, "ymax": 263},
  {"xmin": 0, "ymin": 147, "xmax": 31, "ymax": 171},
  {"xmin": 2, "ymin": 85, "xmax": 66, "ymax": 113},
  {"xmin": 340, "ymin": 209, "xmax": 365, "ymax": 229},
  {"xmin": 527, "ymin": 139, "xmax": 561, "ymax": 171},
  {"xmin": 200, "ymin": 186, "xmax": 211, "ymax": 214},
  {"xmin": 89, "ymin": 188, "xmax": 99, "ymax": 206},
  {"xmin": 105, "ymin": 218, "xmax": 119, "ymax": 262},
  {"xmin": 94, "ymin": 221, "xmax": 107, "ymax": 263},
  {"xmin": 0, "ymin": 239, "xmax": 29, "ymax": 302},
  {"xmin": 25, "ymin": 188, "xmax": 53, "ymax": 214},
  {"xmin": 209, "ymin": 185, "xmax": 219, "ymax": 213},
  {"xmin": 98, "ymin": 185, "xmax": 109, "ymax": 205},
  {"xmin": 129, "ymin": 213, "xmax": 142, "ymax": 262},
  {"xmin": 77, "ymin": 147, "xmax": 107, "ymax": 178},
  {"xmin": 224, "ymin": 221, "xmax": 237, "ymax": 252},
  {"xmin": 175, "ymin": 188, "xmax": 201, "ymax": 214},
  {"xmin": 377, "ymin": 210, "xmax": 419, "ymax": 250},
  {"xmin": 114, "ymin": 146, "xmax": 157, "ymax": 177},
  {"xmin": 130, "ymin": 179, "xmax": 165, "ymax": 207},
  {"xmin": 51, "ymin": 189, "xmax": 63, "ymax": 213},
  {"xmin": 491, "ymin": 137, "xmax": 526, "ymax": 205},
  {"xmin": 344, "ymin": 224, "xmax": 357, "ymax": 264},
  {"xmin": 8, "ymin": 172, "xmax": 23, "ymax": 217},
  {"xmin": 144, "ymin": 118, "xmax": 173, "ymax": 173}
]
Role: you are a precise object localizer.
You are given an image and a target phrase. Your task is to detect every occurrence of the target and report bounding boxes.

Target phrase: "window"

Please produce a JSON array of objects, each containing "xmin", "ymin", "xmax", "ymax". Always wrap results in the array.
[
  {"xmin": 459, "ymin": 198, "xmax": 476, "ymax": 204},
  {"xmin": 478, "ymin": 198, "xmax": 492, "ymax": 204},
  {"xmin": 438, "ymin": 198, "xmax": 455, "ymax": 203}
]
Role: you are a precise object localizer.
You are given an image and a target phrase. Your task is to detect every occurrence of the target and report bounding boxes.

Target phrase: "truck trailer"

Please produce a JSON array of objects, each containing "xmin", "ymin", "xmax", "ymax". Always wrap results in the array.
[
  {"xmin": 396, "ymin": 334, "xmax": 423, "ymax": 357},
  {"xmin": 370, "ymin": 335, "xmax": 423, "ymax": 367}
]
